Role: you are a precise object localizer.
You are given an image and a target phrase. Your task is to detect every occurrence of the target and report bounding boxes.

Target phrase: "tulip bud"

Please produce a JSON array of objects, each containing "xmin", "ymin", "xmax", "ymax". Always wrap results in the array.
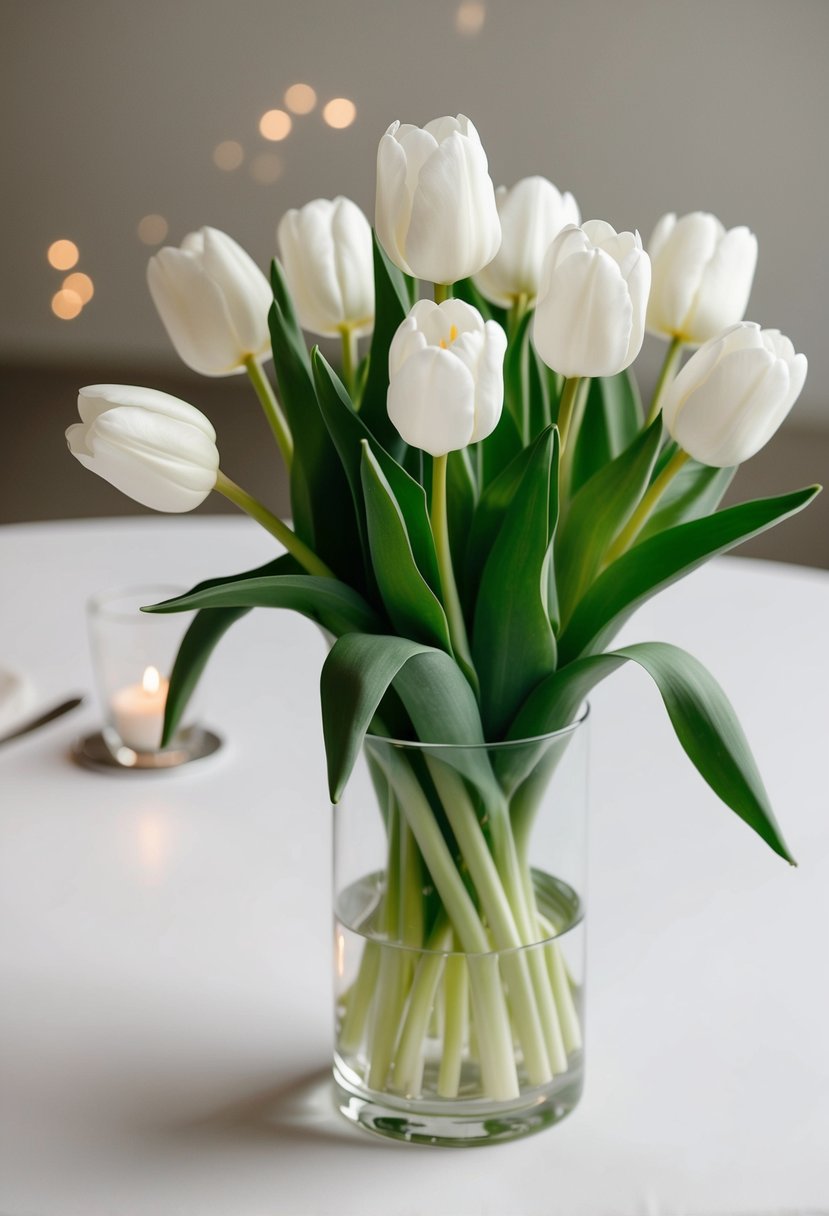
[
  {"xmin": 147, "ymin": 227, "xmax": 272, "ymax": 377},
  {"xmin": 533, "ymin": 221, "xmax": 651, "ymax": 379},
  {"xmin": 66, "ymin": 385, "xmax": 219, "ymax": 512},
  {"xmin": 387, "ymin": 299, "xmax": 507, "ymax": 457},
  {"xmin": 277, "ymin": 196, "xmax": 375, "ymax": 338},
  {"xmin": 376, "ymin": 114, "xmax": 501, "ymax": 285},
  {"xmin": 661, "ymin": 323, "xmax": 807, "ymax": 467},
  {"xmin": 473, "ymin": 176, "xmax": 580, "ymax": 308},
  {"xmin": 646, "ymin": 211, "xmax": 758, "ymax": 346}
]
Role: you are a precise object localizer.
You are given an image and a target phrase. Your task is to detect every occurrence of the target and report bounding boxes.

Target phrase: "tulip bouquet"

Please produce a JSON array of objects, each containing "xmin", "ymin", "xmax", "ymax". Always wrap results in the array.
[{"xmin": 68, "ymin": 113, "xmax": 818, "ymax": 1130}]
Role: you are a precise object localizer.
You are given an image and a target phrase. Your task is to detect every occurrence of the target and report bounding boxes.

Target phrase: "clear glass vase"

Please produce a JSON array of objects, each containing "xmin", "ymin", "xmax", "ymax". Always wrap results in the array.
[{"xmin": 332, "ymin": 708, "xmax": 588, "ymax": 1146}]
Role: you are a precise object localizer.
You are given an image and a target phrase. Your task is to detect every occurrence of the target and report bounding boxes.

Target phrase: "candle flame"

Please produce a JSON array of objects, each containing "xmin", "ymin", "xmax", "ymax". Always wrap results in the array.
[{"xmin": 142, "ymin": 665, "xmax": 161, "ymax": 694}]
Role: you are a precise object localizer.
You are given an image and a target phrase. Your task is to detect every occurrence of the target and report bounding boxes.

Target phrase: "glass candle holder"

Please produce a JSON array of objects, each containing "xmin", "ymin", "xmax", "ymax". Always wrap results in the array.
[{"xmin": 83, "ymin": 583, "xmax": 216, "ymax": 770}]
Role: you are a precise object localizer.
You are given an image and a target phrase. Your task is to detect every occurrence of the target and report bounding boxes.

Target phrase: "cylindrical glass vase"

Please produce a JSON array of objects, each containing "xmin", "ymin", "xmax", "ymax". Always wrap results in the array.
[{"xmin": 333, "ymin": 708, "xmax": 588, "ymax": 1146}]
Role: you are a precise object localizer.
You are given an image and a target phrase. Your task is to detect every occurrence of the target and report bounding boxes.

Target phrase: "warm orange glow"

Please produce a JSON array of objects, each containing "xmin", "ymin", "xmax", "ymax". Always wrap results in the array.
[
  {"xmin": 48, "ymin": 239, "xmax": 79, "ymax": 270},
  {"xmin": 51, "ymin": 289, "xmax": 83, "ymax": 320},
  {"xmin": 250, "ymin": 151, "xmax": 284, "ymax": 184},
  {"xmin": 259, "ymin": 109, "xmax": 292, "ymax": 141},
  {"xmin": 137, "ymin": 214, "xmax": 168, "ymax": 245},
  {"xmin": 213, "ymin": 140, "xmax": 244, "ymax": 171},
  {"xmin": 142, "ymin": 665, "xmax": 161, "ymax": 695},
  {"xmin": 322, "ymin": 98, "xmax": 356, "ymax": 129},
  {"xmin": 284, "ymin": 83, "xmax": 317, "ymax": 115},
  {"xmin": 63, "ymin": 272, "xmax": 94, "ymax": 304},
  {"xmin": 456, "ymin": 1, "xmax": 486, "ymax": 35}
]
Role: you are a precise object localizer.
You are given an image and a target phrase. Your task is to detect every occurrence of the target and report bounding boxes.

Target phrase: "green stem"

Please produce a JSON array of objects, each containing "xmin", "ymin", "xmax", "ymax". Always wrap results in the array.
[
  {"xmin": 507, "ymin": 293, "xmax": 530, "ymax": 343},
  {"xmin": 433, "ymin": 282, "xmax": 452, "ymax": 304},
  {"xmin": 438, "ymin": 947, "xmax": 469, "ymax": 1097},
  {"xmin": 646, "ymin": 336, "xmax": 683, "ymax": 427},
  {"xmin": 556, "ymin": 376, "xmax": 582, "ymax": 450},
  {"xmin": 214, "ymin": 470, "xmax": 334, "ymax": 579},
  {"xmin": 430, "ymin": 454, "xmax": 479, "ymax": 695},
  {"xmin": 338, "ymin": 326, "xmax": 359, "ymax": 399},
  {"xmin": 558, "ymin": 378, "xmax": 590, "ymax": 508},
  {"xmin": 602, "ymin": 447, "xmax": 691, "ymax": 567},
  {"xmin": 244, "ymin": 356, "xmax": 293, "ymax": 470}
]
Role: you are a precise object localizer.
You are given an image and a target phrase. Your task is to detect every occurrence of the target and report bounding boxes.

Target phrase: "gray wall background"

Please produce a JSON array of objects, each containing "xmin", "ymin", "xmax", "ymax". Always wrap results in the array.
[{"xmin": 1, "ymin": 0, "xmax": 827, "ymax": 562}]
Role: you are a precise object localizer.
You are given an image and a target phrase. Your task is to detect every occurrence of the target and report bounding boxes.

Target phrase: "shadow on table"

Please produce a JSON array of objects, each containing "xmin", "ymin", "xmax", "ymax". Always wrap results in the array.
[{"xmin": 159, "ymin": 1068, "xmax": 401, "ymax": 1153}]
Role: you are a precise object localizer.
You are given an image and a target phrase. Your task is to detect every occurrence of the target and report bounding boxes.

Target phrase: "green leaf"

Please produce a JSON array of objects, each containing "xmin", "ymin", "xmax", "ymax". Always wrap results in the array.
[
  {"xmin": 569, "ymin": 371, "xmax": 644, "ymax": 497},
  {"xmin": 507, "ymin": 641, "xmax": 795, "ymax": 864},
  {"xmin": 359, "ymin": 234, "xmax": 412, "ymax": 457},
  {"xmin": 360, "ymin": 443, "xmax": 452, "ymax": 651},
  {"xmin": 311, "ymin": 348, "xmax": 442, "ymax": 599},
  {"xmin": 465, "ymin": 439, "xmax": 538, "ymax": 606},
  {"xmin": 479, "ymin": 399, "xmax": 523, "ymax": 488},
  {"xmin": 503, "ymin": 309, "xmax": 533, "ymax": 439},
  {"xmin": 473, "ymin": 427, "xmax": 559, "ymax": 737},
  {"xmin": 145, "ymin": 573, "xmax": 382, "ymax": 637},
  {"xmin": 269, "ymin": 260, "xmax": 363, "ymax": 582},
  {"xmin": 639, "ymin": 460, "xmax": 736, "ymax": 541},
  {"xmin": 154, "ymin": 553, "xmax": 300, "ymax": 746},
  {"xmin": 527, "ymin": 342, "xmax": 552, "ymax": 440},
  {"xmin": 321, "ymin": 633, "xmax": 484, "ymax": 800},
  {"xmin": 447, "ymin": 448, "xmax": 477, "ymax": 582},
  {"xmin": 556, "ymin": 417, "xmax": 663, "ymax": 627},
  {"xmin": 558, "ymin": 485, "xmax": 821, "ymax": 665}
]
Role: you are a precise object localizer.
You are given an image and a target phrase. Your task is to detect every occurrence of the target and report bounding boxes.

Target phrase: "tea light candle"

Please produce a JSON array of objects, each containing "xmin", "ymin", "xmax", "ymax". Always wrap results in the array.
[{"xmin": 111, "ymin": 665, "xmax": 169, "ymax": 752}]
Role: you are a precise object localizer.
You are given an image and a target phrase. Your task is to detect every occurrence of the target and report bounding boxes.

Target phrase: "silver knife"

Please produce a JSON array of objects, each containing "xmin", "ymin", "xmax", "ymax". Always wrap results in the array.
[{"xmin": 0, "ymin": 696, "xmax": 85, "ymax": 747}]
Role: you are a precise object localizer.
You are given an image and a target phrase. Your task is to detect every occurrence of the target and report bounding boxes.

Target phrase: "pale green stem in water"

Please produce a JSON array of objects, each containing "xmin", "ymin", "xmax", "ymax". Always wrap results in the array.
[
  {"xmin": 602, "ymin": 447, "xmax": 691, "ymax": 567},
  {"xmin": 646, "ymin": 336, "xmax": 684, "ymax": 427},
  {"xmin": 433, "ymin": 282, "xmax": 452, "ymax": 304},
  {"xmin": 556, "ymin": 376, "xmax": 582, "ymax": 450},
  {"xmin": 244, "ymin": 355, "xmax": 293, "ymax": 470},
  {"xmin": 438, "ymin": 948, "xmax": 469, "ymax": 1097},
  {"xmin": 338, "ymin": 326, "xmax": 359, "ymax": 400},
  {"xmin": 214, "ymin": 471, "xmax": 334, "ymax": 579},
  {"xmin": 431, "ymin": 454, "xmax": 479, "ymax": 695}
]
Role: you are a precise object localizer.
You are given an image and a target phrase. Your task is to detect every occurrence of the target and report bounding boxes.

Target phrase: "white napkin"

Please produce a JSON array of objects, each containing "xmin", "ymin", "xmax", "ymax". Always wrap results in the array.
[{"xmin": 0, "ymin": 667, "xmax": 36, "ymax": 734}]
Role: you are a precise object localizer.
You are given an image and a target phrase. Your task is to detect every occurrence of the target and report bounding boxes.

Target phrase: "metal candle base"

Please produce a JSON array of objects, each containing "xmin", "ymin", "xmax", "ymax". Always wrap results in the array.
[{"xmin": 71, "ymin": 726, "xmax": 223, "ymax": 773}]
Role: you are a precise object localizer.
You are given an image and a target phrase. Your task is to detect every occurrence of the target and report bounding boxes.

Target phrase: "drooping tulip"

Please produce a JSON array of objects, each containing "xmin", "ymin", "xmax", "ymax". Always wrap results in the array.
[
  {"xmin": 66, "ymin": 385, "xmax": 219, "ymax": 511},
  {"xmin": 147, "ymin": 227, "xmax": 272, "ymax": 376},
  {"xmin": 375, "ymin": 114, "xmax": 501, "ymax": 285},
  {"xmin": 646, "ymin": 211, "xmax": 758, "ymax": 346},
  {"xmin": 387, "ymin": 299, "xmax": 507, "ymax": 456},
  {"xmin": 277, "ymin": 197, "xmax": 375, "ymax": 337},
  {"xmin": 473, "ymin": 176, "xmax": 580, "ymax": 307},
  {"xmin": 533, "ymin": 221, "xmax": 651, "ymax": 379},
  {"xmin": 661, "ymin": 323, "xmax": 807, "ymax": 467}
]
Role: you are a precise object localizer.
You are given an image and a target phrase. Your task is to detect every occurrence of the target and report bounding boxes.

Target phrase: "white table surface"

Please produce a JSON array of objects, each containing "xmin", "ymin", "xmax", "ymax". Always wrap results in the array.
[{"xmin": 1, "ymin": 517, "xmax": 828, "ymax": 1216}]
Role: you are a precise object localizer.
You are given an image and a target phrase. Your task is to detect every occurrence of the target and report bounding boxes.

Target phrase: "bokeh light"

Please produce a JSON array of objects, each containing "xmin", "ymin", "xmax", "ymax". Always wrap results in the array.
[
  {"xmin": 250, "ymin": 151, "xmax": 284, "ymax": 184},
  {"xmin": 259, "ymin": 109, "xmax": 292, "ymax": 141},
  {"xmin": 47, "ymin": 239, "xmax": 79, "ymax": 270},
  {"xmin": 62, "ymin": 272, "xmax": 94, "ymax": 304},
  {"xmin": 322, "ymin": 98, "xmax": 356, "ymax": 129},
  {"xmin": 455, "ymin": 1, "xmax": 486, "ymax": 36},
  {"xmin": 51, "ymin": 288, "xmax": 83, "ymax": 320},
  {"xmin": 284, "ymin": 83, "xmax": 317, "ymax": 114},
  {"xmin": 213, "ymin": 139, "xmax": 244, "ymax": 170},
  {"xmin": 137, "ymin": 214, "xmax": 169, "ymax": 245}
]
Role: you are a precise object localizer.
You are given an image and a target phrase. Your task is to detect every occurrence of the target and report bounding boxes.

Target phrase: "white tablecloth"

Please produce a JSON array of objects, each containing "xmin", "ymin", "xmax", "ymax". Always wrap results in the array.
[{"xmin": 1, "ymin": 517, "xmax": 828, "ymax": 1216}]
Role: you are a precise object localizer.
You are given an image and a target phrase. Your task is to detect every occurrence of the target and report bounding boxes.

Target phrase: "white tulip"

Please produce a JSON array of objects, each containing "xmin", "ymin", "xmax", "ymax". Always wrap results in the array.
[
  {"xmin": 473, "ymin": 176, "xmax": 580, "ymax": 308},
  {"xmin": 277, "ymin": 196, "xmax": 375, "ymax": 338},
  {"xmin": 647, "ymin": 211, "xmax": 758, "ymax": 346},
  {"xmin": 66, "ymin": 385, "xmax": 219, "ymax": 512},
  {"xmin": 533, "ymin": 221, "xmax": 651, "ymax": 378},
  {"xmin": 387, "ymin": 299, "xmax": 507, "ymax": 457},
  {"xmin": 147, "ymin": 227, "xmax": 272, "ymax": 376},
  {"xmin": 376, "ymin": 114, "xmax": 501, "ymax": 285},
  {"xmin": 661, "ymin": 323, "xmax": 807, "ymax": 467}
]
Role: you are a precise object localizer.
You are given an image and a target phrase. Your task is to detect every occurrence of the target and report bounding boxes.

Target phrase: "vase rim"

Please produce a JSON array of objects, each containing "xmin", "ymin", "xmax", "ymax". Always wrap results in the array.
[{"xmin": 365, "ymin": 700, "xmax": 589, "ymax": 752}]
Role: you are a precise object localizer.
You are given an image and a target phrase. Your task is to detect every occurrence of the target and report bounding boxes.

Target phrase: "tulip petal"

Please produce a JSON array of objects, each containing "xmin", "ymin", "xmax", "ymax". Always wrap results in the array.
[
  {"xmin": 534, "ymin": 249, "xmax": 633, "ymax": 378},
  {"xmin": 148, "ymin": 250, "xmax": 247, "ymax": 376},
  {"xmin": 375, "ymin": 131, "xmax": 414, "ymax": 274},
  {"xmin": 387, "ymin": 347, "xmax": 475, "ymax": 456},
  {"xmin": 646, "ymin": 211, "xmax": 721, "ymax": 340},
  {"xmin": 77, "ymin": 384, "xmax": 216, "ymax": 440},
  {"xmin": 199, "ymin": 228, "xmax": 272, "ymax": 357},
  {"xmin": 470, "ymin": 320, "xmax": 507, "ymax": 442},
  {"xmin": 405, "ymin": 130, "xmax": 501, "ymax": 283},
  {"xmin": 685, "ymin": 226, "xmax": 757, "ymax": 342}
]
